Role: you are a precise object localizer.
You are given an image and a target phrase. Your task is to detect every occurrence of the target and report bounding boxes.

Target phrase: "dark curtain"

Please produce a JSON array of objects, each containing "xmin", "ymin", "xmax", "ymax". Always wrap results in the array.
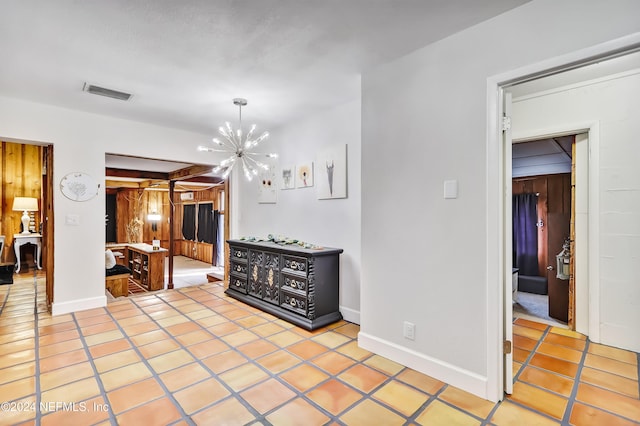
[
  {"xmin": 182, "ymin": 204, "xmax": 196, "ymax": 241},
  {"xmin": 105, "ymin": 194, "xmax": 117, "ymax": 243},
  {"xmin": 197, "ymin": 203, "xmax": 214, "ymax": 244},
  {"xmin": 513, "ymin": 193, "xmax": 539, "ymax": 276},
  {"xmin": 212, "ymin": 210, "xmax": 220, "ymax": 265}
]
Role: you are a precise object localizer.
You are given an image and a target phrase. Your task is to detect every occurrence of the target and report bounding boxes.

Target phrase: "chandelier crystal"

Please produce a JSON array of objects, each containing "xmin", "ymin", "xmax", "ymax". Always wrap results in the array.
[{"xmin": 198, "ymin": 98, "xmax": 277, "ymax": 181}]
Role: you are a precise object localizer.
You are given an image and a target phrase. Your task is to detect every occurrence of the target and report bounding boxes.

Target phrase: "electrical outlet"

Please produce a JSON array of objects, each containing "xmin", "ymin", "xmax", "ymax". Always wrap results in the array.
[{"xmin": 403, "ymin": 321, "xmax": 415, "ymax": 340}]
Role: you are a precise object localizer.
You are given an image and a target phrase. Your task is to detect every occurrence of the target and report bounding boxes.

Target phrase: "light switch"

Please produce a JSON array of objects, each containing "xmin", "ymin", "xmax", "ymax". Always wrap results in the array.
[
  {"xmin": 444, "ymin": 180, "xmax": 458, "ymax": 199},
  {"xmin": 65, "ymin": 214, "xmax": 80, "ymax": 226}
]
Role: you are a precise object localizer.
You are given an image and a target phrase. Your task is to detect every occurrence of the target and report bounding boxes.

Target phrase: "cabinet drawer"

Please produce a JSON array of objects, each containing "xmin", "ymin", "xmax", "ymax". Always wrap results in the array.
[
  {"xmin": 282, "ymin": 274, "xmax": 307, "ymax": 293},
  {"xmin": 231, "ymin": 247, "xmax": 248, "ymax": 261},
  {"xmin": 230, "ymin": 261, "xmax": 248, "ymax": 276},
  {"xmin": 281, "ymin": 291, "xmax": 307, "ymax": 316},
  {"xmin": 283, "ymin": 255, "xmax": 307, "ymax": 274},
  {"xmin": 230, "ymin": 276, "xmax": 247, "ymax": 294}
]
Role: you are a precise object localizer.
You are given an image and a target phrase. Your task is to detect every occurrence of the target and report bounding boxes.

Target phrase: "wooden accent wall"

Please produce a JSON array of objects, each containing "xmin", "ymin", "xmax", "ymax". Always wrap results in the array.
[
  {"xmin": 171, "ymin": 186, "xmax": 224, "ymax": 264},
  {"xmin": 114, "ymin": 189, "xmax": 171, "ymax": 246},
  {"xmin": 111, "ymin": 185, "xmax": 224, "ymax": 265},
  {"xmin": 0, "ymin": 142, "xmax": 43, "ymax": 263},
  {"xmin": 512, "ymin": 173, "xmax": 571, "ymax": 278}
]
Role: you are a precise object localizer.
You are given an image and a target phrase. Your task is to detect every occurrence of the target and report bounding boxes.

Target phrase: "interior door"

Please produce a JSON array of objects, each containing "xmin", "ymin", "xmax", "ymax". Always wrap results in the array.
[
  {"xmin": 503, "ymin": 91, "xmax": 513, "ymax": 395},
  {"xmin": 546, "ymin": 173, "xmax": 571, "ymax": 322},
  {"xmin": 43, "ymin": 145, "xmax": 54, "ymax": 310}
]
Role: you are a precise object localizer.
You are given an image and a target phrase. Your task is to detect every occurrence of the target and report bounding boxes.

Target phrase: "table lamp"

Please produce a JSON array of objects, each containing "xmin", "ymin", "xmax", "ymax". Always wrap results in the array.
[{"xmin": 12, "ymin": 197, "xmax": 38, "ymax": 234}]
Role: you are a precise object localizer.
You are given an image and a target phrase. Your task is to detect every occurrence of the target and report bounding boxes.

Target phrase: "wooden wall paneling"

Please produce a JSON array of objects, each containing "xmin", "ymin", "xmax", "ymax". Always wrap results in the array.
[
  {"xmin": 4, "ymin": 143, "xmax": 21, "ymax": 257},
  {"xmin": 143, "ymin": 190, "xmax": 168, "ymax": 242},
  {"xmin": 169, "ymin": 186, "xmax": 219, "ymax": 263},
  {"xmin": 115, "ymin": 190, "xmax": 131, "ymax": 243},
  {"xmin": 1, "ymin": 142, "xmax": 43, "ymax": 264}
]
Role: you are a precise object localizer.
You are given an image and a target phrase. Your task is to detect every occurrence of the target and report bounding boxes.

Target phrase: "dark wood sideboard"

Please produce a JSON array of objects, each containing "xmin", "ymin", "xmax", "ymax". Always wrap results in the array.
[{"xmin": 226, "ymin": 239, "xmax": 343, "ymax": 330}]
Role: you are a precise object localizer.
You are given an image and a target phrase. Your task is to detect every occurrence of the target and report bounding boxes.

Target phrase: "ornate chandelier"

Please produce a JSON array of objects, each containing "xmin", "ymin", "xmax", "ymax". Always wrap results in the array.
[{"xmin": 198, "ymin": 98, "xmax": 277, "ymax": 181}]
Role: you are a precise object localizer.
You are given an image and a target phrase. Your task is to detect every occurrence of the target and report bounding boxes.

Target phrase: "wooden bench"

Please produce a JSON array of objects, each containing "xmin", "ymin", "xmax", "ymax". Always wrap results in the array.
[
  {"xmin": 105, "ymin": 264, "xmax": 132, "ymax": 297},
  {"xmin": 106, "ymin": 273, "xmax": 129, "ymax": 297}
]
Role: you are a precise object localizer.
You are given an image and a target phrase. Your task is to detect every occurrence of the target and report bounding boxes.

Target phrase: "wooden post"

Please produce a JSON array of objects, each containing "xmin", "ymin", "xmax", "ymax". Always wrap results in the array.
[{"xmin": 168, "ymin": 180, "xmax": 175, "ymax": 289}]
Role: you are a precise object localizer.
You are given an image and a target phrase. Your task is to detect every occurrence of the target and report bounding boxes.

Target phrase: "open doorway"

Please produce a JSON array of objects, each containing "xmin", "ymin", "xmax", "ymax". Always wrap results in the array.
[
  {"xmin": 492, "ymin": 40, "xmax": 640, "ymax": 399},
  {"xmin": 0, "ymin": 140, "xmax": 54, "ymax": 314},
  {"xmin": 511, "ymin": 136, "xmax": 573, "ymax": 328},
  {"xmin": 105, "ymin": 153, "xmax": 228, "ymax": 297}
]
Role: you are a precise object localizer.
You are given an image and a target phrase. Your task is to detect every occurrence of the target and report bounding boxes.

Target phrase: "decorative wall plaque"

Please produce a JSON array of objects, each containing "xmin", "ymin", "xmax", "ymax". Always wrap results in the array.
[{"xmin": 60, "ymin": 172, "xmax": 99, "ymax": 201}]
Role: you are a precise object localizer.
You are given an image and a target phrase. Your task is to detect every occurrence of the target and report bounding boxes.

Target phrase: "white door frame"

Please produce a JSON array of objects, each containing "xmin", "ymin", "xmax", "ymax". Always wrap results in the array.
[
  {"xmin": 511, "ymin": 128, "xmax": 596, "ymax": 339},
  {"xmin": 485, "ymin": 33, "xmax": 640, "ymax": 402}
]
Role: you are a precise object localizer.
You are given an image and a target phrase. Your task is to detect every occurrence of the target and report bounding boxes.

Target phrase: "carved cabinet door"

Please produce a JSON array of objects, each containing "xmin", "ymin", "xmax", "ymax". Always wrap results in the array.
[
  {"xmin": 248, "ymin": 250, "xmax": 264, "ymax": 298},
  {"xmin": 263, "ymin": 253, "xmax": 280, "ymax": 305}
]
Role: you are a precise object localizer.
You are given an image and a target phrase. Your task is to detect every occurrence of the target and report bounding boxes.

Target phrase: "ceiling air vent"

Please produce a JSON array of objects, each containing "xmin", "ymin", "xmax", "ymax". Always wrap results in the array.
[{"xmin": 82, "ymin": 83, "xmax": 132, "ymax": 101}]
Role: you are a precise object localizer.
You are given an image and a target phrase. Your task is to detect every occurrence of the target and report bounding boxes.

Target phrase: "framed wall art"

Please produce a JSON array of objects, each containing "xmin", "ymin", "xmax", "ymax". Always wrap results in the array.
[
  {"xmin": 296, "ymin": 162, "xmax": 314, "ymax": 188},
  {"xmin": 316, "ymin": 144, "xmax": 347, "ymax": 199},
  {"xmin": 258, "ymin": 167, "xmax": 277, "ymax": 203},
  {"xmin": 280, "ymin": 165, "xmax": 295, "ymax": 190}
]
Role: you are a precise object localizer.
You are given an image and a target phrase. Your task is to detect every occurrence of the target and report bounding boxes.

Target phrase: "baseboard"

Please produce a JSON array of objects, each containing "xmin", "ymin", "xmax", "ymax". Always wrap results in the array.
[
  {"xmin": 52, "ymin": 296, "xmax": 106, "ymax": 316},
  {"xmin": 339, "ymin": 306, "xmax": 360, "ymax": 325},
  {"xmin": 358, "ymin": 332, "xmax": 489, "ymax": 400}
]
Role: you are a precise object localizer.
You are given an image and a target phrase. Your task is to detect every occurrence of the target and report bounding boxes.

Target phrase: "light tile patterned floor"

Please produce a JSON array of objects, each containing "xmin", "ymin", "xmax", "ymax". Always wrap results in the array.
[{"xmin": 1, "ymin": 272, "xmax": 639, "ymax": 425}]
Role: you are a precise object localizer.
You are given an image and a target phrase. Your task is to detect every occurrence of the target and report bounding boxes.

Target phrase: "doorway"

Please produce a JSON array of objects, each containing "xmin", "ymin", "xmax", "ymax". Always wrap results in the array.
[
  {"xmin": 0, "ymin": 140, "xmax": 54, "ymax": 313},
  {"xmin": 104, "ymin": 153, "xmax": 228, "ymax": 294},
  {"xmin": 488, "ymin": 37, "xmax": 640, "ymax": 401},
  {"xmin": 511, "ymin": 136, "xmax": 573, "ymax": 328}
]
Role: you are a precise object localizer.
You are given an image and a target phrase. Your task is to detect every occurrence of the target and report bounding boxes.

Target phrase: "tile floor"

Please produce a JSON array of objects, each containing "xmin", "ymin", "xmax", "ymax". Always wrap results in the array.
[{"xmin": 0, "ymin": 272, "xmax": 639, "ymax": 425}]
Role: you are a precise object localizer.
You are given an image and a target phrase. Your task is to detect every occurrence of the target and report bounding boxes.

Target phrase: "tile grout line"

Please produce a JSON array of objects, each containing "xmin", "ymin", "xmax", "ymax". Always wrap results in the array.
[
  {"xmin": 400, "ymin": 385, "xmax": 448, "ymax": 426},
  {"xmin": 512, "ymin": 323, "xmax": 551, "ymax": 383},
  {"xmin": 504, "ymin": 323, "xmax": 574, "ymax": 424},
  {"xmin": 125, "ymin": 291, "xmax": 264, "ymax": 423},
  {"xmin": 158, "ymin": 286, "xmax": 343, "ymax": 423},
  {"xmin": 32, "ymin": 271, "xmax": 42, "ymax": 426},
  {"xmin": 560, "ymin": 337, "xmax": 590, "ymax": 424},
  {"xmin": 514, "ymin": 328, "xmax": 640, "ymax": 424},
  {"xmin": 123, "ymin": 285, "xmax": 491, "ymax": 424},
  {"xmin": 573, "ymin": 339, "xmax": 640, "ymax": 423},
  {"xmin": 141, "ymin": 286, "xmax": 413, "ymax": 424},
  {"xmin": 206, "ymin": 287, "xmax": 442, "ymax": 423},
  {"xmin": 69, "ymin": 312, "xmax": 119, "ymax": 425},
  {"xmin": 12, "ymin": 278, "xmax": 640, "ymax": 426},
  {"xmin": 102, "ymin": 299, "xmax": 198, "ymax": 424},
  {"xmin": 486, "ymin": 323, "xmax": 563, "ymax": 424}
]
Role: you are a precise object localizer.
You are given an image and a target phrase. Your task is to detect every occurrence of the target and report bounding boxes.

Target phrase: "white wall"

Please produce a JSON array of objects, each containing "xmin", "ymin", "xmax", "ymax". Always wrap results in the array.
[
  {"xmin": 512, "ymin": 70, "xmax": 640, "ymax": 352},
  {"xmin": 235, "ymin": 100, "xmax": 361, "ymax": 323},
  {"xmin": 0, "ymin": 96, "xmax": 215, "ymax": 314},
  {"xmin": 360, "ymin": 0, "xmax": 640, "ymax": 400}
]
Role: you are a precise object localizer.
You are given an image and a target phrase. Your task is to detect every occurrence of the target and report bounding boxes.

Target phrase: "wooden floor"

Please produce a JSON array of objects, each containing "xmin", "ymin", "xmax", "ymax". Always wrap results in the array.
[{"xmin": 0, "ymin": 272, "xmax": 639, "ymax": 425}]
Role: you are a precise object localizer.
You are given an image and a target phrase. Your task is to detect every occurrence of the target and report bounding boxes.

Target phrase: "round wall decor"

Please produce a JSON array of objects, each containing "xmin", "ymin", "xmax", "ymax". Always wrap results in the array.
[{"xmin": 60, "ymin": 172, "xmax": 99, "ymax": 201}]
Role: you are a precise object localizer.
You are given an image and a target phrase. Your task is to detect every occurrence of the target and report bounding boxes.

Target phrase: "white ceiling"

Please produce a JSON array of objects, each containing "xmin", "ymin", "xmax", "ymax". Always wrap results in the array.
[
  {"xmin": 512, "ymin": 136, "xmax": 573, "ymax": 178},
  {"xmin": 1, "ymin": 0, "xmax": 529, "ymax": 136}
]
